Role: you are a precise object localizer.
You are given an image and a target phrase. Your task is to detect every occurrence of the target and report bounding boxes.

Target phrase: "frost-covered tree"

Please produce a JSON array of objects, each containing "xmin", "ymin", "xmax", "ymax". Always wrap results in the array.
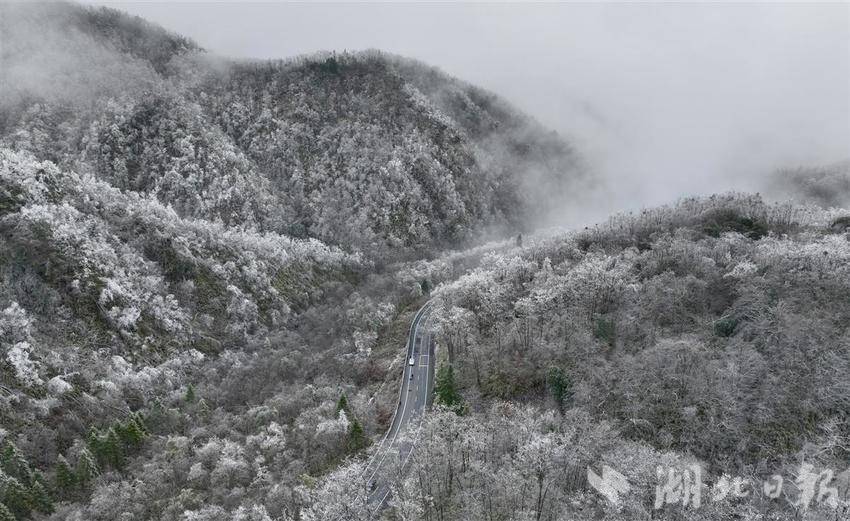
[
  {"xmin": 299, "ymin": 460, "xmax": 370, "ymax": 521},
  {"xmin": 55, "ymin": 455, "xmax": 76, "ymax": 497},
  {"xmin": 0, "ymin": 503, "xmax": 15, "ymax": 521},
  {"xmin": 76, "ymin": 448, "xmax": 100, "ymax": 488}
]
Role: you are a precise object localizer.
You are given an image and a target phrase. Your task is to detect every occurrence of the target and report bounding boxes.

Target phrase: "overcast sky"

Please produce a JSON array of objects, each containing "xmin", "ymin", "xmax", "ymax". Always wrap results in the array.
[{"xmin": 82, "ymin": 1, "xmax": 850, "ymax": 212}]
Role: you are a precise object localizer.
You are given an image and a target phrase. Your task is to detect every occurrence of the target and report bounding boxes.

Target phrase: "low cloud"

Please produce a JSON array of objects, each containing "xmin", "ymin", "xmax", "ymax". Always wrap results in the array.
[{"xmin": 61, "ymin": 2, "xmax": 850, "ymax": 222}]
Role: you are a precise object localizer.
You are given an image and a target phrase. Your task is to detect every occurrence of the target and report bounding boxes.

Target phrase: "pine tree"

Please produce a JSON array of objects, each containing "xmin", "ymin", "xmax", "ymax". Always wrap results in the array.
[
  {"xmin": 29, "ymin": 479, "xmax": 54, "ymax": 514},
  {"xmin": 185, "ymin": 384, "xmax": 196, "ymax": 403},
  {"xmin": 0, "ymin": 503, "xmax": 15, "ymax": 521},
  {"xmin": 55, "ymin": 454, "xmax": 77, "ymax": 497},
  {"xmin": 131, "ymin": 411, "xmax": 149, "ymax": 435},
  {"xmin": 32, "ymin": 469, "xmax": 45, "ymax": 488},
  {"xmin": 336, "ymin": 393, "xmax": 349, "ymax": 416},
  {"xmin": 76, "ymin": 448, "xmax": 99, "ymax": 488},
  {"xmin": 196, "ymin": 398, "xmax": 211, "ymax": 418},
  {"xmin": 103, "ymin": 427, "xmax": 125, "ymax": 470},
  {"xmin": 435, "ymin": 364, "xmax": 463, "ymax": 413},
  {"xmin": 113, "ymin": 420, "xmax": 127, "ymax": 449},
  {"xmin": 348, "ymin": 418, "xmax": 366, "ymax": 452},
  {"xmin": 1, "ymin": 441, "xmax": 33, "ymax": 486},
  {"xmin": 31, "ymin": 469, "xmax": 47, "ymax": 491},
  {"xmin": 547, "ymin": 367, "xmax": 572, "ymax": 408},
  {"xmin": 2, "ymin": 476, "xmax": 32, "ymax": 518},
  {"xmin": 86, "ymin": 427, "xmax": 104, "ymax": 467},
  {"xmin": 120, "ymin": 418, "xmax": 146, "ymax": 449}
]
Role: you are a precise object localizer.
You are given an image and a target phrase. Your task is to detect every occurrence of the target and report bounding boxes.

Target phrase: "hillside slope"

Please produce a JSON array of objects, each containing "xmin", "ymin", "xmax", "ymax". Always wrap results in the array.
[
  {"xmin": 7, "ymin": 3, "xmax": 848, "ymax": 521},
  {"xmin": 398, "ymin": 194, "xmax": 850, "ymax": 519},
  {"xmin": 0, "ymin": 3, "xmax": 586, "ymax": 519},
  {"xmin": 285, "ymin": 193, "xmax": 850, "ymax": 520},
  {"xmin": 1, "ymin": 2, "xmax": 585, "ymax": 257}
]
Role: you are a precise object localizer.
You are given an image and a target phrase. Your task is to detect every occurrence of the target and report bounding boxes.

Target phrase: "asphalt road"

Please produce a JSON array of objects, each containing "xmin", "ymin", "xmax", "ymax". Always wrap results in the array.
[{"xmin": 361, "ymin": 300, "xmax": 435, "ymax": 517}]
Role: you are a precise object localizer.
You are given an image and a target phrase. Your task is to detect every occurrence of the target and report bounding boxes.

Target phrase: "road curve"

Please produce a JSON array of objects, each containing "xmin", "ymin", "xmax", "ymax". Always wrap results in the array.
[{"xmin": 361, "ymin": 300, "xmax": 435, "ymax": 517}]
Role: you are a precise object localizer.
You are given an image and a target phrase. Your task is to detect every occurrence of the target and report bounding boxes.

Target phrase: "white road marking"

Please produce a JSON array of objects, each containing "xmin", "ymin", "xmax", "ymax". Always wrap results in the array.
[
  {"xmin": 371, "ymin": 323, "xmax": 433, "ymax": 517},
  {"xmin": 360, "ymin": 302, "xmax": 431, "ymax": 477},
  {"xmin": 364, "ymin": 303, "xmax": 431, "ymax": 490},
  {"xmin": 351, "ymin": 301, "xmax": 431, "ymax": 517}
]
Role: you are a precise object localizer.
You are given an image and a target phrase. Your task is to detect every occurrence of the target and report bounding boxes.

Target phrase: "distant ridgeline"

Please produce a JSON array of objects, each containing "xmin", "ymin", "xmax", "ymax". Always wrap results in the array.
[{"xmin": 0, "ymin": 3, "xmax": 586, "ymax": 259}]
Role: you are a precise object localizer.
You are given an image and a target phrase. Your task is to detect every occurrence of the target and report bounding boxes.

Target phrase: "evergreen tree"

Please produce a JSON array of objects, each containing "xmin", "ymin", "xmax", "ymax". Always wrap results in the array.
[
  {"xmin": 2, "ymin": 476, "xmax": 32, "ymax": 518},
  {"xmin": 55, "ymin": 454, "xmax": 76, "ymax": 497},
  {"xmin": 86, "ymin": 427, "xmax": 104, "ymax": 467},
  {"xmin": 103, "ymin": 427, "xmax": 125, "ymax": 470},
  {"xmin": 420, "ymin": 278, "xmax": 432, "ymax": 295},
  {"xmin": 0, "ymin": 503, "xmax": 15, "ymax": 521},
  {"xmin": 348, "ymin": 418, "xmax": 366, "ymax": 452},
  {"xmin": 196, "ymin": 398, "xmax": 211, "ymax": 418},
  {"xmin": 121, "ymin": 418, "xmax": 146, "ymax": 449},
  {"xmin": 146, "ymin": 401, "xmax": 166, "ymax": 434},
  {"xmin": 131, "ymin": 411, "xmax": 149, "ymax": 435},
  {"xmin": 31, "ymin": 469, "xmax": 46, "ymax": 486},
  {"xmin": 547, "ymin": 367, "xmax": 572, "ymax": 408},
  {"xmin": 435, "ymin": 364, "xmax": 463, "ymax": 413},
  {"xmin": 1, "ymin": 441, "xmax": 33, "ymax": 486},
  {"xmin": 335, "ymin": 393, "xmax": 349, "ymax": 416},
  {"xmin": 113, "ymin": 420, "xmax": 127, "ymax": 448},
  {"xmin": 593, "ymin": 317, "xmax": 616, "ymax": 346},
  {"xmin": 184, "ymin": 383, "xmax": 196, "ymax": 403},
  {"xmin": 29, "ymin": 479, "xmax": 54, "ymax": 514},
  {"xmin": 76, "ymin": 448, "xmax": 100, "ymax": 488}
]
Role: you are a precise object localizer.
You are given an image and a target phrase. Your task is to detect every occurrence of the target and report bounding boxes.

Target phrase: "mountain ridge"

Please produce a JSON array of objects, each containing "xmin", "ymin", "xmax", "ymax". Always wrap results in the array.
[
  {"xmin": 5, "ymin": 4, "xmax": 846, "ymax": 520},
  {"xmin": 1, "ymin": 2, "xmax": 586, "ymax": 258}
]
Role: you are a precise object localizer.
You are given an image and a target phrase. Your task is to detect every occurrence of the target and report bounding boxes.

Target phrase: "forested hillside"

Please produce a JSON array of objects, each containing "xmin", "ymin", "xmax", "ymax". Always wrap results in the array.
[
  {"xmin": 1, "ymin": 2, "xmax": 584, "ymax": 257},
  {"xmin": 1, "ymin": 2, "xmax": 848, "ymax": 521},
  {"xmin": 307, "ymin": 194, "xmax": 850, "ymax": 520},
  {"xmin": 389, "ymin": 194, "xmax": 850, "ymax": 519},
  {"xmin": 0, "ymin": 2, "xmax": 585, "ymax": 519}
]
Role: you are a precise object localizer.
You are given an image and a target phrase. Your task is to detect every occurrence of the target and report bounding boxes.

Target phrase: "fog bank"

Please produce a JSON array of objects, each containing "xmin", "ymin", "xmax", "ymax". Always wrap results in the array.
[{"xmin": 80, "ymin": 1, "xmax": 850, "ymax": 224}]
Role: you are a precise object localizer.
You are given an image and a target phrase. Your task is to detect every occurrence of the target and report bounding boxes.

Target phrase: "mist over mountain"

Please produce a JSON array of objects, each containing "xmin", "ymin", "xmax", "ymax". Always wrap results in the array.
[
  {"xmin": 0, "ymin": 2, "xmax": 197, "ymax": 110},
  {"xmin": 762, "ymin": 161, "xmax": 850, "ymax": 209},
  {"xmin": 0, "ymin": 3, "xmax": 848, "ymax": 521},
  {"xmin": 73, "ymin": 1, "xmax": 850, "ymax": 224},
  {"xmin": 1, "ymin": 2, "xmax": 584, "ymax": 258},
  {"xmin": 0, "ymin": 3, "xmax": 586, "ymax": 519}
]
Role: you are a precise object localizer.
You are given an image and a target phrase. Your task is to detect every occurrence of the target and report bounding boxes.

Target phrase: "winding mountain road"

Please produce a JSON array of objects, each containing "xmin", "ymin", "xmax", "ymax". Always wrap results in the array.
[{"xmin": 361, "ymin": 300, "xmax": 435, "ymax": 517}]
